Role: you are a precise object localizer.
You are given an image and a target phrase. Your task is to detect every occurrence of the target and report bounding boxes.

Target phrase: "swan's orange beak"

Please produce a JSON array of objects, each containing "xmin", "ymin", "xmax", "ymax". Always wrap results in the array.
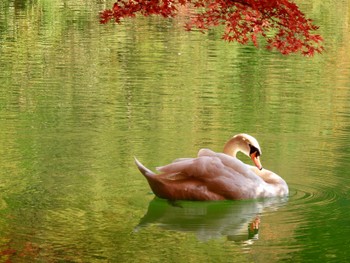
[{"xmin": 250, "ymin": 152, "xmax": 263, "ymax": 170}]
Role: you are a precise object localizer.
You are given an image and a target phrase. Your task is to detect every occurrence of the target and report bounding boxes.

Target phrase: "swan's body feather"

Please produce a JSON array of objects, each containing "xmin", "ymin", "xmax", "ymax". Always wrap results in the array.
[{"xmin": 135, "ymin": 134, "xmax": 289, "ymax": 201}]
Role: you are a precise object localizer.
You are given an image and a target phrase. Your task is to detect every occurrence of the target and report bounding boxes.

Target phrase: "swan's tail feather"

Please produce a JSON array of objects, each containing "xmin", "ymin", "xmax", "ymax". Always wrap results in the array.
[{"xmin": 134, "ymin": 157, "xmax": 156, "ymax": 177}]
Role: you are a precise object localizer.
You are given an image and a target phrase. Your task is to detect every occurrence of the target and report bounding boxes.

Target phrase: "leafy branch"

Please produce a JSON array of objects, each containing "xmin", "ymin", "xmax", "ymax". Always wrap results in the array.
[{"xmin": 100, "ymin": 0, "xmax": 323, "ymax": 56}]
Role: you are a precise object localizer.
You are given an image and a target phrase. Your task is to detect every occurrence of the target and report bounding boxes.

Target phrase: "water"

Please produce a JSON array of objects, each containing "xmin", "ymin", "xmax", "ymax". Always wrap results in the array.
[{"xmin": 1, "ymin": 0, "xmax": 350, "ymax": 262}]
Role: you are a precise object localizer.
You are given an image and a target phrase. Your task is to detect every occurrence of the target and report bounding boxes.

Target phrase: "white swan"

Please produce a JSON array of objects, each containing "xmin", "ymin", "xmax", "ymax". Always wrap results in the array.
[{"xmin": 135, "ymin": 134, "xmax": 289, "ymax": 200}]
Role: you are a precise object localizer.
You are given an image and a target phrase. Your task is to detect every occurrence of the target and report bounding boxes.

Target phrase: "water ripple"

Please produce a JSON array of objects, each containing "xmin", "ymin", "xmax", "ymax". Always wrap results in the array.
[{"xmin": 288, "ymin": 182, "xmax": 341, "ymax": 208}]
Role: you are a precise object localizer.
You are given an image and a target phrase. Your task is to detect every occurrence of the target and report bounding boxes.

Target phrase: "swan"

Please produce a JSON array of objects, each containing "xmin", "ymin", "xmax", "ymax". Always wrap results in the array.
[{"xmin": 135, "ymin": 134, "xmax": 289, "ymax": 200}]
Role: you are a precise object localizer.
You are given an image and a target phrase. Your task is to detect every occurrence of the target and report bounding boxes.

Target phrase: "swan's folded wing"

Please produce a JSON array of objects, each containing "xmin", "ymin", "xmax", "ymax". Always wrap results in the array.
[
  {"xmin": 156, "ymin": 156, "xmax": 226, "ymax": 179},
  {"xmin": 214, "ymin": 153, "xmax": 264, "ymax": 182},
  {"xmin": 156, "ymin": 158, "xmax": 195, "ymax": 173},
  {"xmin": 197, "ymin": 148, "xmax": 216, "ymax": 157}
]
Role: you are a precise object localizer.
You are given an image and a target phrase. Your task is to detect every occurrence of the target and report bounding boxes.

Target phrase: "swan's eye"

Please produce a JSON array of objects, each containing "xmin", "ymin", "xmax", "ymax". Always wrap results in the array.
[{"xmin": 249, "ymin": 145, "xmax": 260, "ymax": 157}]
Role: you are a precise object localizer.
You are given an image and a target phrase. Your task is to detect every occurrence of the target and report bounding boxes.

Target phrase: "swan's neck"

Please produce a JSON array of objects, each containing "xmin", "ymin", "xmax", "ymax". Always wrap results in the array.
[{"xmin": 223, "ymin": 137, "xmax": 247, "ymax": 157}]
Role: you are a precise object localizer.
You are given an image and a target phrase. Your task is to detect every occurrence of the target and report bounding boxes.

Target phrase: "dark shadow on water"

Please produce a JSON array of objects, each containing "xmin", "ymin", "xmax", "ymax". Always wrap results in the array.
[{"xmin": 135, "ymin": 197, "xmax": 288, "ymax": 242}]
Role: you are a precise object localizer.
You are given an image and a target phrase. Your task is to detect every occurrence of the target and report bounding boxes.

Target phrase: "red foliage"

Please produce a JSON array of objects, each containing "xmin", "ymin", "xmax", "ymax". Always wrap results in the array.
[
  {"xmin": 100, "ymin": 0, "xmax": 323, "ymax": 56},
  {"xmin": 0, "ymin": 244, "xmax": 16, "ymax": 263}
]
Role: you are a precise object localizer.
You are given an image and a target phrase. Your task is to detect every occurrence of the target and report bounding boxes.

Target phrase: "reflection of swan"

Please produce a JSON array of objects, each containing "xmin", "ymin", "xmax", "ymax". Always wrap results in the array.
[
  {"xmin": 136, "ymin": 197, "xmax": 288, "ymax": 242},
  {"xmin": 135, "ymin": 134, "xmax": 289, "ymax": 200}
]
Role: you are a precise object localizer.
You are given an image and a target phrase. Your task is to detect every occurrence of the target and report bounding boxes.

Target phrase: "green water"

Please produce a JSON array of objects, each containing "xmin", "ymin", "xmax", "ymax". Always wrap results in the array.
[{"xmin": 1, "ymin": 0, "xmax": 350, "ymax": 262}]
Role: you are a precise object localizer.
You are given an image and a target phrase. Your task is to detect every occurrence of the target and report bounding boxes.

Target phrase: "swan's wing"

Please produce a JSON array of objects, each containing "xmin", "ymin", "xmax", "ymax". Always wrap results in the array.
[
  {"xmin": 166, "ymin": 148, "xmax": 215, "ymax": 164},
  {"xmin": 214, "ymin": 153, "xmax": 259, "ymax": 180},
  {"xmin": 156, "ymin": 156, "xmax": 225, "ymax": 179},
  {"xmin": 197, "ymin": 149, "xmax": 260, "ymax": 180},
  {"xmin": 156, "ymin": 155, "xmax": 252, "ymax": 185},
  {"xmin": 156, "ymin": 152, "xmax": 267, "ymax": 183},
  {"xmin": 171, "ymin": 157, "xmax": 193, "ymax": 163},
  {"xmin": 197, "ymin": 148, "xmax": 216, "ymax": 157}
]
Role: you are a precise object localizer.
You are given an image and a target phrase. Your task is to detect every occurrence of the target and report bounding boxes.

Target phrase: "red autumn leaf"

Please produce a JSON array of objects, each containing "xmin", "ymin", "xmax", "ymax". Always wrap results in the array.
[{"xmin": 100, "ymin": 0, "xmax": 323, "ymax": 56}]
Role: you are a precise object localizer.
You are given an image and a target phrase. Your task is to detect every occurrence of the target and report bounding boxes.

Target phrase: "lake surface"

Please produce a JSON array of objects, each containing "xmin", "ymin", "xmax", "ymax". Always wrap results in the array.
[{"xmin": 1, "ymin": 0, "xmax": 350, "ymax": 262}]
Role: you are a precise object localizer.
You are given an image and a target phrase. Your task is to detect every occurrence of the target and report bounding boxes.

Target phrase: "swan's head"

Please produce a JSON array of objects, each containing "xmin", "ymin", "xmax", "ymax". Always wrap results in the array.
[{"xmin": 224, "ymin": 133, "xmax": 263, "ymax": 170}]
